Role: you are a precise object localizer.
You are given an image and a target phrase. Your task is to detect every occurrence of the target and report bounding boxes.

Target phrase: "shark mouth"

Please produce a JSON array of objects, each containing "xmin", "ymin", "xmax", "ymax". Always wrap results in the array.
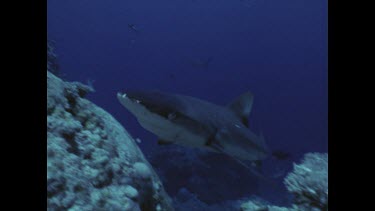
[
  {"xmin": 117, "ymin": 91, "xmax": 209, "ymax": 148},
  {"xmin": 117, "ymin": 92, "xmax": 146, "ymax": 115},
  {"xmin": 118, "ymin": 91, "xmax": 182, "ymax": 121},
  {"xmin": 117, "ymin": 91, "xmax": 157, "ymax": 112},
  {"xmin": 118, "ymin": 92, "xmax": 142, "ymax": 104},
  {"xmin": 117, "ymin": 91, "xmax": 179, "ymax": 123}
]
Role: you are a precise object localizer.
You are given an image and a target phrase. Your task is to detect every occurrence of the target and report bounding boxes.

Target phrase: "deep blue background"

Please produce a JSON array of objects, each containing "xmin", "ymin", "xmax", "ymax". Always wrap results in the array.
[{"xmin": 48, "ymin": 0, "xmax": 327, "ymax": 204}]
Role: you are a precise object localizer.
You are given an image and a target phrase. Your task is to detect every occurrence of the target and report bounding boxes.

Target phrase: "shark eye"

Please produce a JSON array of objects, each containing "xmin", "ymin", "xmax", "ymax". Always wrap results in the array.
[{"xmin": 168, "ymin": 112, "xmax": 177, "ymax": 120}]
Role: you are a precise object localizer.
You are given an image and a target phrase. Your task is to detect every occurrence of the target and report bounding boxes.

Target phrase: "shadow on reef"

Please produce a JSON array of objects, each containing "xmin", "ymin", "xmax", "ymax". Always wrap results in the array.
[{"xmin": 148, "ymin": 145, "xmax": 261, "ymax": 204}]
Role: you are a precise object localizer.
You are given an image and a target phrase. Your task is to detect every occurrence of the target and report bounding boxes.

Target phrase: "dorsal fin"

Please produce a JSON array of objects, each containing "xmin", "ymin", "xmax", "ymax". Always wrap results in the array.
[{"xmin": 228, "ymin": 91, "xmax": 254, "ymax": 127}]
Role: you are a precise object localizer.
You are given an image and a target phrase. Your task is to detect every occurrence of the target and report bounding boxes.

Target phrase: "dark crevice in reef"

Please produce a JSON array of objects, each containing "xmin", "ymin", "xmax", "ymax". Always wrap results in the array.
[
  {"xmin": 77, "ymin": 86, "xmax": 92, "ymax": 98},
  {"xmin": 47, "ymin": 178, "xmax": 65, "ymax": 198},
  {"xmin": 65, "ymin": 94, "xmax": 77, "ymax": 116},
  {"xmin": 47, "ymin": 106, "xmax": 55, "ymax": 116},
  {"xmin": 62, "ymin": 132, "xmax": 79, "ymax": 155},
  {"xmin": 73, "ymin": 184, "xmax": 84, "ymax": 193},
  {"xmin": 80, "ymin": 117, "xmax": 89, "ymax": 129},
  {"xmin": 65, "ymin": 108, "xmax": 76, "ymax": 117},
  {"xmin": 299, "ymin": 191, "xmax": 327, "ymax": 210},
  {"xmin": 93, "ymin": 170, "xmax": 114, "ymax": 189},
  {"xmin": 140, "ymin": 187, "xmax": 156, "ymax": 211},
  {"xmin": 83, "ymin": 151, "xmax": 92, "ymax": 160}
]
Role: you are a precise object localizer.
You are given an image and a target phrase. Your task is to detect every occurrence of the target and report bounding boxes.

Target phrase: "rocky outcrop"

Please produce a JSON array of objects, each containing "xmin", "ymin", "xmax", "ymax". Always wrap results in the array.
[
  {"xmin": 284, "ymin": 153, "xmax": 328, "ymax": 211},
  {"xmin": 240, "ymin": 152, "xmax": 328, "ymax": 211},
  {"xmin": 240, "ymin": 197, "xmax": 292, "ymax": 211},
  {"xmin": 47, "ymin": 71, "xmax": 174, "ymax": 211}
]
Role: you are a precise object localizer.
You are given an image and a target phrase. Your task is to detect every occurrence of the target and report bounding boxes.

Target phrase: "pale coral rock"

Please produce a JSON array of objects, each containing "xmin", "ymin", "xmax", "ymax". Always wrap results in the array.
[
  {"xmin": 124, "ymin": 185, "xmax": 139, "ymax": 200},
  {"xmin": 133, "ymin": 162, "xmax": 152, "ymax": 180},
  {"xmin": 284, "ymin": 153, "xmax": 328, "ymax": 211},
  {"xmin": 47, "ymin": 71, "xmax": 174, "ymax": 210}
]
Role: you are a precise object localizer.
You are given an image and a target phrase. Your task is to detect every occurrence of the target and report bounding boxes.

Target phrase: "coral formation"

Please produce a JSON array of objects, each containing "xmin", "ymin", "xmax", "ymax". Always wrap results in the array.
[
  {"xmin": 47, "ymin": 71, "xmax": 174, "ymax": 210},
  {"xmin": 284, "ymin": 153, "xmax": 328, "ymax": 211},
  {"xmin": 240, "ymin": 197, "xmax": 292, "ymax": 211},
  {"xmin": 239, "ymin": 152, "xmax": 328, "ymax": 211}
]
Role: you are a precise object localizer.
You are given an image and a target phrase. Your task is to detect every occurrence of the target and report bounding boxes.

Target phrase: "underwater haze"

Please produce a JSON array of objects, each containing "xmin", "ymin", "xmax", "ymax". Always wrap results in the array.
[{"xmin": 48, "ymin": 0, "xmax": 327, "ymax": 209}]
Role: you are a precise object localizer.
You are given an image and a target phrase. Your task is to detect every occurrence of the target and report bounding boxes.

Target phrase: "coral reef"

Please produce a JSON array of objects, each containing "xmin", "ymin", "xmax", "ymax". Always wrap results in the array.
[
  {"xmin": 284, "ymin": 153, "xmax": 328, "ymax": 211},
  {"xmin": 47, "ymin": 71, "xmax": 174, "ymax": 210},
  {"xmin": 240, "ymin": 197, "xmax": 293, "ymax": 211},
  {"xmin": 239, "ymin": 152, "xmax": 328, "ymax": 211}
]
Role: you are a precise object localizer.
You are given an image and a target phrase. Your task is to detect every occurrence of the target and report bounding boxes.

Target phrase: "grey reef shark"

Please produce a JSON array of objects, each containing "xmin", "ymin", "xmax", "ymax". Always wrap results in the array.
[{"xmin": 117, "ymin": 90, "xmax": 274, "ymax": 183}]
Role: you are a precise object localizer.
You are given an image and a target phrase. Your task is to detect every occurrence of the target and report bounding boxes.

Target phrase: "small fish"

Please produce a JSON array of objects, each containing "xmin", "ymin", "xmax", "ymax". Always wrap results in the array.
[
  {"xmin": 240, "ymin": 0, "xmax": 257, "ymax": 8},
  {"xmin": 128, "ymin": 24, "xmax": 140, "ymax": 33},
  {"xmin": 168, "ymin": 73, "xmax": 176, "ymax": 79}
]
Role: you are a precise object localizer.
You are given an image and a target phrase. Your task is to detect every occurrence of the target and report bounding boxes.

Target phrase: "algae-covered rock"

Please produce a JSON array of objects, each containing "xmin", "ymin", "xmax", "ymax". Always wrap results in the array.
[{"xmin": 47, "ymin": 71, "xmax": 174, "ymax": 211}]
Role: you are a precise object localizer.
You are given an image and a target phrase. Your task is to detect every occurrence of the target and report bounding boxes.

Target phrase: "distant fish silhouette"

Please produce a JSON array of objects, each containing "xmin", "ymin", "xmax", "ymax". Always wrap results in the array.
[
  {"xmin": 190, "ymin": 57, "xmax": 213, "ymax": 69},
  {"xmin": 240, "ymin": 0, "xmax": 257, "ymax": 8},
  {"xmin": 128, "ymin": 24, "xmax": 140, "ymax": 33},
  {"xmin": 168, "ymin": 73, "xmax": 176, "ymax": 79}
]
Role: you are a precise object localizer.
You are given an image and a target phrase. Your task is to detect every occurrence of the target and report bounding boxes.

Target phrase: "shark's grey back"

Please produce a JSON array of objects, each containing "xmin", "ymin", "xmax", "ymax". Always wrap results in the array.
[
  {"xmin": 172, "ymin": 93, "xmax": 244, "ymax": 129},
  {"xmin": 119, "ymin": 90, "xmax": 268, "ymax": 160}
]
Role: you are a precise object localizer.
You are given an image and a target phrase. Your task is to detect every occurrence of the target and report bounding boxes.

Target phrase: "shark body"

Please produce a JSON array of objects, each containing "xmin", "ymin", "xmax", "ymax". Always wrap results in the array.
[{"xmin": 117, "ymin": 90, "xmax": 270, "ymax": 164}]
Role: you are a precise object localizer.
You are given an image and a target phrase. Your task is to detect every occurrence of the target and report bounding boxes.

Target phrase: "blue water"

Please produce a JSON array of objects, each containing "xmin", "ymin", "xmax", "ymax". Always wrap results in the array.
[{"xmin": 48, "ymin": 0, "xmax": 327, "ymax": 206}]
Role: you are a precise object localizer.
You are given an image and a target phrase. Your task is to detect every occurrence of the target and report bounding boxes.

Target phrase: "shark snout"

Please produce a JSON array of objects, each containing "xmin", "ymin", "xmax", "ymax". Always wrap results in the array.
[
  {"xmin": 117, "ymin": 92, "xmax": 126, "ymax": 99},
  {"xmin": 117, "ymin": 92, "xmax": 143, "ymax": 105}
]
